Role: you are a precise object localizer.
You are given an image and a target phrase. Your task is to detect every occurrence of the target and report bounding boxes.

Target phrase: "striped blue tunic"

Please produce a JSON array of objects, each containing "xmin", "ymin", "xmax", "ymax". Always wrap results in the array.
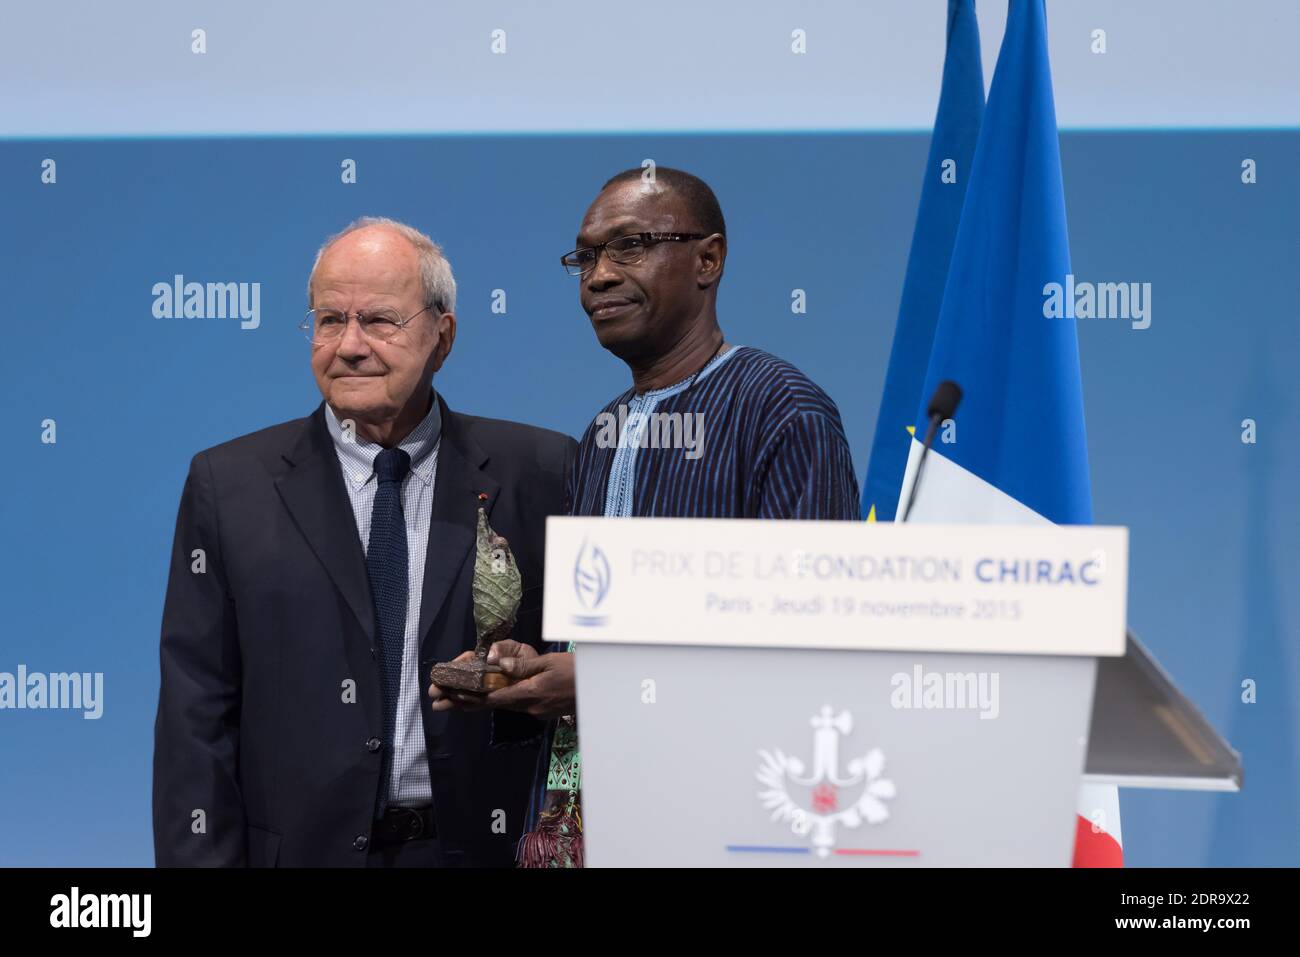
[
  {"xmin": 567, "ymin": 345, "xmax": 860, "ymax": 520},
  {"xmin": 519, "ymin": 346, "xmax": 861, "ymax": 864}
]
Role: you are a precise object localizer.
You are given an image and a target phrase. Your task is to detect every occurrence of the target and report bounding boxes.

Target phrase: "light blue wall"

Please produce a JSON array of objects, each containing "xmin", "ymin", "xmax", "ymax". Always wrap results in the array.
[{"xmin": 3, "ymin": 1, "xmax": 1297, "ymax": 134}]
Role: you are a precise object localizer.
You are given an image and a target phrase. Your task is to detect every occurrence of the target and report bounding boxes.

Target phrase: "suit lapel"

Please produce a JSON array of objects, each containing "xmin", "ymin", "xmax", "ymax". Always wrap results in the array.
[
  {"xmin": 274, "ymin": 404, "xmax": 376, "ymax": 646},
  {"xmin": 272, "ymin": 397, "xmax": 501, "ymax": 665},
  {"xmin": 418, "ymin": 396, "xmax": 501, "ymax": 663}
]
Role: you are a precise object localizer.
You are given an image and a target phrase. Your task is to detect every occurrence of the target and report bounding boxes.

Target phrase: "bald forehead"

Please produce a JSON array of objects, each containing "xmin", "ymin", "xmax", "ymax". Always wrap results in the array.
[
  {"xmin": 323, "ymin": 225, "xmax": 418, "ymax": 269},
  {"xmin": 578, "ymin": 180, "xmax": 692, "ymax": 244},
  {"xmin": 313, "ymin": 226, "xmax": 421, "ymax": 301}
]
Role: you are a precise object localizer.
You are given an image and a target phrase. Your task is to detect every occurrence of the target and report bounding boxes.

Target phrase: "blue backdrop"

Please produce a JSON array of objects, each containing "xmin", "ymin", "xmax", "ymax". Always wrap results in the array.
[{"xmin": 1, "ymin": 131, "xmax": 1296, "ymax": 866}]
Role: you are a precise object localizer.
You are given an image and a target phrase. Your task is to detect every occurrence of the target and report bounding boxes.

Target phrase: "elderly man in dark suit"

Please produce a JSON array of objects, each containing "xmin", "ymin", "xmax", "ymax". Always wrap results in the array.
[{"xmin": 153, "ymin": 217, "xmax": 573, "ymax": 867}]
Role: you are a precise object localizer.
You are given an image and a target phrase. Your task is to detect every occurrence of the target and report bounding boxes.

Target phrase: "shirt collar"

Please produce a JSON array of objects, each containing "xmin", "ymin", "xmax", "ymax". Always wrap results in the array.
[
  {"xmin": 324, "ymin": 392, "xmax": 442, "ymax": 490},
  {"xmin": 635, "ymin": 344, "xmax": 741, "ymax": 400}
]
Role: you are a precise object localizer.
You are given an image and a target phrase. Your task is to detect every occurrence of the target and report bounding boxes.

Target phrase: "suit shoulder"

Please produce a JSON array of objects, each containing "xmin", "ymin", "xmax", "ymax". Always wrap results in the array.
[
  {"xmin": 190, "ymin": 416, "xmax": 310, "ymax": 469},
  {"xmin": 453, "ymin": 411, "xmax": 576, "ymax": 461}
]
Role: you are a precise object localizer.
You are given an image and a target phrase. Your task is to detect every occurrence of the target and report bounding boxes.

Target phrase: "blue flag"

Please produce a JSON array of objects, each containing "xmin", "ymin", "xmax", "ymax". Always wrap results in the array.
[
  {"xmin": 902, "ymin": 0, "xmax": 1119, "ymax": 866},
  {"xmin": 861, "ymin": 0, "xmax": 984, "ymax": 521},
  {"xmin": 909, "ymin": 0, "xmax": 1091, "ymax": 526}
]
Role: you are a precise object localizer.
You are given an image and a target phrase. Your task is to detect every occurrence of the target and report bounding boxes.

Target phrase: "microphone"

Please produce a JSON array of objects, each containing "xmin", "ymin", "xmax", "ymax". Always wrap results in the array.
[{"xmin": 900, "ymin": 380, "xmax": 963, "ymax": 523}]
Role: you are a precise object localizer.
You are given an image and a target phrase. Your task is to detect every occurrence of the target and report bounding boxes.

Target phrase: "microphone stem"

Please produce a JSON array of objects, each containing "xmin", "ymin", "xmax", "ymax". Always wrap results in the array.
[{"xmin": 901, "ymin": 413, "xmax": 942, "ymax": 523}]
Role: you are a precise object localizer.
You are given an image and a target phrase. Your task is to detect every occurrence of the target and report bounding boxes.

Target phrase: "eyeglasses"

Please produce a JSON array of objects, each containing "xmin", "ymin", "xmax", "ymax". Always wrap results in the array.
[
  {"xmin": 560, "ymin": 232, "xmax": 708, "ymax": 277},
  {"xmin": 300, "ymin": 305, "xmax": 434, "ymax": 344}
]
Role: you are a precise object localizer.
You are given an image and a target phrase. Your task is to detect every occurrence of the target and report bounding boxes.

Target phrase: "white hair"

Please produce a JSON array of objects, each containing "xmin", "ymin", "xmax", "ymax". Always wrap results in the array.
[{"xmin": 307, "ymin": 216, "xmax": 457, "ymax": 314}]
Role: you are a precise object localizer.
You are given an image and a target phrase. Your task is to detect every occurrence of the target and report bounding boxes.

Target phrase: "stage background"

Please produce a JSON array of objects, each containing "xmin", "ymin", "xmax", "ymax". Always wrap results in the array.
[{"xmin": 1, "ymin": 0, "xmax": 1297, "ymax": 868}]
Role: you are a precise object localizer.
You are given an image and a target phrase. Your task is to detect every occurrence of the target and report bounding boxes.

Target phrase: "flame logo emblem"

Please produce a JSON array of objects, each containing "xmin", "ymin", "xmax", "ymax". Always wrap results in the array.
[{"xmin": 573, "ymin": 539, "xmax": 611, "ymax": 611}]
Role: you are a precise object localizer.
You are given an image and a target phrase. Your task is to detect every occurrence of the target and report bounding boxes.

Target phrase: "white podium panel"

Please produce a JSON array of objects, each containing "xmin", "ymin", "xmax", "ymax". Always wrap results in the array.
[
  {"xmin": 575, "ymin": 643, "xmax": 1095, "ymax": 866},
  {"xmin": 545, "ymin": 519, "xmax": 1128, "ymax": 657},
  {"xmin": 543, "ymin": 519, "xmax": 1129, "ymax": 867}
]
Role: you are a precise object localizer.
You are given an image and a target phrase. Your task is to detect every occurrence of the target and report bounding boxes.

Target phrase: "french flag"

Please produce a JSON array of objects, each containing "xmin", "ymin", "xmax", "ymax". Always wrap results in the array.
[{"xmin": 893, "ymin": 0, "xmax": 1122, "ymax": 867}]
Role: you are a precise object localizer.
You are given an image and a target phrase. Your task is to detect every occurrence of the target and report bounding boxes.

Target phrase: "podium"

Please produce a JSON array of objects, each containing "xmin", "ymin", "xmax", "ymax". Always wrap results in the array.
[{"xmin": 542, "ymin": 518, "xmax": 1240, "ymax": 867}]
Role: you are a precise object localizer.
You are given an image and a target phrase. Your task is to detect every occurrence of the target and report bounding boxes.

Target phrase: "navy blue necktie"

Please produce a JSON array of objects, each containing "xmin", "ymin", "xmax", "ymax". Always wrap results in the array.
[{"xmin": 366, "ymin": 447, "xmax": 411, "ymax": 814}]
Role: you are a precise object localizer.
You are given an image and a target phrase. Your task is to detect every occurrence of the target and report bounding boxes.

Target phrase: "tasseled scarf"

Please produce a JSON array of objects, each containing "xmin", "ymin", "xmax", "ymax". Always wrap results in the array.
[{"xmin": 516, "ymin": 713, "xmax": 584, "ymax": 868}]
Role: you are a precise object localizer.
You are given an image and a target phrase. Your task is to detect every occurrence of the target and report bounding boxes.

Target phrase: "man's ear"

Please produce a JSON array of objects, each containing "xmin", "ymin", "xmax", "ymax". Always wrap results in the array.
[
  {"xmin": 430, "ymin": 312, "xmax": 456, "ymax": 373},
  {"xmin": 697, "ymin": 234, "xmax": 727, "ymax": 289}
]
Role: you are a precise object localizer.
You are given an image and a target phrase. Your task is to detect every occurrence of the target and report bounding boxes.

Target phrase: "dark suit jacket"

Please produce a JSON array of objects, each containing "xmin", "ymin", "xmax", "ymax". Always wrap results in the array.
[{"xmin": 153, "ymin": 395, "xmax": 575, "ymax": 867}]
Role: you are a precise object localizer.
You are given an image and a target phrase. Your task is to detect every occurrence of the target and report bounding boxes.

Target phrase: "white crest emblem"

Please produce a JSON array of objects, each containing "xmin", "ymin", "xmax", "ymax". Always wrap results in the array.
[{"xmin": 756, "ymin": 706, "xmax": 896, "ymax": 858}]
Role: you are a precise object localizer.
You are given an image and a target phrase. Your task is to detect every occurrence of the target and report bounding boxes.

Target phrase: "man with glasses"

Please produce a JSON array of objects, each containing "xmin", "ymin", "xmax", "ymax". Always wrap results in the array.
[
  {"xmin": 154, "ymin": 217, "xmax": 574, "ymax": 867},
  {"xmin": 428, "ymin": 169, "xmax": 860, "ymax": 867}
]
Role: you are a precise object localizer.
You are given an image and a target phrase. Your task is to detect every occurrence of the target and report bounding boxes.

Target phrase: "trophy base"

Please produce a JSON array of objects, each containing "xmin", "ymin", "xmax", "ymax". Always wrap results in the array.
[{"xmin": 429, "ymin": 659, "xmax": 511, "ymax": 693}]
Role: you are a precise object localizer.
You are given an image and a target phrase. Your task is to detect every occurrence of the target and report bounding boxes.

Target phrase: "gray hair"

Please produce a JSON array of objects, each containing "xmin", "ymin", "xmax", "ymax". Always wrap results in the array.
[{"xmin": 307, "ymin": 216, "xmax": 457, "ymax": 314}]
